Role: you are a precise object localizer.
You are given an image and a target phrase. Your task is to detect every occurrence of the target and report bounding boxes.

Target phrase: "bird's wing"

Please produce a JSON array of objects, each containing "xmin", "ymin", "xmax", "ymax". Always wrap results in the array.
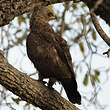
[
  {"xmin": 55, "ymin": 35, "xmax": 74, "ymax": 74},
  {"xmin": 40, "ymin": 23, "xmax": 74, "ymax": 74}
]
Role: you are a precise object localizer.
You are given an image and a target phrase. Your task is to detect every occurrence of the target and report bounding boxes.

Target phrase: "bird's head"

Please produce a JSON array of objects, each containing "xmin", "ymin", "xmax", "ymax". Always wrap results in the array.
[
  {"xmin": 31, "ymin": 7, "xmax": 56, "ymax": 24},
  {"xmin": 37, "ymin": 7, "xmax": 56, "ymax": 21}
]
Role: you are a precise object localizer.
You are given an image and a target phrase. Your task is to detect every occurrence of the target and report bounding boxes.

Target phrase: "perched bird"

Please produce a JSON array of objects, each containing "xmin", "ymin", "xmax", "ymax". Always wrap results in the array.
[{"xmin": 26, "ymin": 7, "xmax": 81, "ymax": 104}]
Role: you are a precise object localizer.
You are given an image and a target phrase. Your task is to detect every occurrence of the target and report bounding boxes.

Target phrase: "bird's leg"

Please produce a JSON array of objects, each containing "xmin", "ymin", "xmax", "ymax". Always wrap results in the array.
[
  {"xmin": 48, "ymin": 78, "xmax": 56, "ymax": 90},
  {"xmin": 38, "ymin": 74, "xmax": 47, "ymax": 85}
]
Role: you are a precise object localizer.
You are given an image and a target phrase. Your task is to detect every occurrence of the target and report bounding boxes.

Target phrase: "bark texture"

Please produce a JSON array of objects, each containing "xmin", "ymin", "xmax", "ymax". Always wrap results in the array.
[
  {"xmin": 0, "ymin": 50, "xmax": 79, "ymax": 110},
  {"xmin": 0, "ymin": 0, "xmax": 70, "ymax": 26},
  {"xmin": 0, "ymin": 0, "xmax": 110, "ymax": 26},
  {"xmin": 83, "ymin": 0, "xmax": 110, "ymax": 25}
]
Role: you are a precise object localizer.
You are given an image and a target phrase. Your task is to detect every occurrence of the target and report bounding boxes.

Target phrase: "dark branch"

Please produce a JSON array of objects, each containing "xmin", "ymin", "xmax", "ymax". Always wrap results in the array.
[
  {"xmin": 0, "ymin": 50, "xmax": 79, "ymax": 110},
  {"xmin": 91, "ymin": 12, "xmax": 110, "ymax": 47},
  {"xmin": 82, "ymin": 0, "xmax": 110, "ymax": 25},
  {"xmin": 0, "ymin": 0, "xmax": 70, "ymax": 26}
]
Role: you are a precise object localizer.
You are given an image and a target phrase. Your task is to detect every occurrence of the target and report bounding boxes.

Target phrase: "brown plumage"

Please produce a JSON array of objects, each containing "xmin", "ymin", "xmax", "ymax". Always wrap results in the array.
[{"xmin": 26, "ymin": 7, "xmax": 81, "ymax": 104}]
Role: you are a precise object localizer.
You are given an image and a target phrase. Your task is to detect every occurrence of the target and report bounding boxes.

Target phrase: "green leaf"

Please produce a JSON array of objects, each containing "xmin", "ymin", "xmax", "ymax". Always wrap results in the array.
[
  {"xmin": 81, "ymin": 3, "xmax": 86, "ymax": 8},
  {"xmin": 64, "ymin": 24, "xmax": 71, "ymax": 31},
  {"xmin": 92, "ymin": 30, "xmax": 97, "ymax": 40},
  {"xmin": 95, "ymin": 75, "xmax": 100, "ymax": 83},
  {"xmin": 12, "ymin": 98, "xmax": 21, "ymax": 104},
  {"xmin": 18, "ymin": 16, "xmax": 26, "ymax": 25},
  {"xmin": 83, "ymin": 74, "xmax": 88, "ymax": 86},
  {"xmin": 25, "ymin": 102, "xmax": 30, "ymax": 107},
  {"xmin": 79, "ymin": 41, "xmax": 84, "ymax": 55},
  {"xmin": 95, "ymin": 70, "xmax": 100, "ymax": 83},
  {"xmin": 72, "ymin": 2, "xmax": 78, "ymax": 10},
  {"xmin": 48, "ymin": 5, "xmax": 57, "ymax": 19},
  {"xmin": 48, "ymin": 5, "xmax": 54, "ymax": 14},
  {"xmin": 95, "ymin": 70, "xmax": 100, "ymax": 76},
  {"xmin": 91, "ymin": 75, "xmax": 95, "ymax": 87}
]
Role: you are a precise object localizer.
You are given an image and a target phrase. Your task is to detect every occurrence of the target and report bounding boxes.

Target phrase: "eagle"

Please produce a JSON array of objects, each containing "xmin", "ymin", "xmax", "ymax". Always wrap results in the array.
[{"xmin": 26, "ymin": 7, "xmax": 81, "ymax": 104}]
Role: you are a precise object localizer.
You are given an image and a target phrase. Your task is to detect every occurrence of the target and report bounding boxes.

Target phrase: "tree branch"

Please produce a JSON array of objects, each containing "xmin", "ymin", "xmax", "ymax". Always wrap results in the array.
[
  {"xmin": 0, "ymin": 50, "xmax": 79, "ymax": 110},
  {"xmin": 0, "ymin": 0, "xmax": 71, "ymax": 26},
  {"xmin": 82, "ymin": 0, "xmax": 110, "ymax": 25},
  {"xmin": 91, "ymin": 12, "xmax": 110, "ymax": 47},
  {"xmin": 0, "ymin": 0, "xmax": 110, "ymax": 26}
]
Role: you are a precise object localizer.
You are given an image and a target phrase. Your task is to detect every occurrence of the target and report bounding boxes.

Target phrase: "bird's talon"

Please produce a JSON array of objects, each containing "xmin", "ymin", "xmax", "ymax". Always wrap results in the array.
[
  {"xmin": 38, "ymin": 80, "xmax": 47, "ymax": 85},
  {"xmin": 48, "ymin": 85, "xmax": 54, "ymax": 90}
]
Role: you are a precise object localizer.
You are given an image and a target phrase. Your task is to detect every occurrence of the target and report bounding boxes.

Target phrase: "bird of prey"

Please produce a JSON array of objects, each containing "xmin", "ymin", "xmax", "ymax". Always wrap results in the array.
[{"xmin": 26, "ymin": 7, "xmax": 81, "ymax": 104}]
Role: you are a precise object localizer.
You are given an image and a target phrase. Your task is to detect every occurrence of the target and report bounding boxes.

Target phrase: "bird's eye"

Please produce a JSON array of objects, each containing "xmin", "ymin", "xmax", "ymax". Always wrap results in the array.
[{"xmin": 48, "ymin": 12, "xmax": 53, "ymax": 17}]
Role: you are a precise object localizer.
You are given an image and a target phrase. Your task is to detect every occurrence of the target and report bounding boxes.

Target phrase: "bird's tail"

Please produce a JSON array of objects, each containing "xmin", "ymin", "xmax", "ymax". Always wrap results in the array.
[{"xmin": 60, "ymin": 76, "xmax": 81, "ymax": 104}]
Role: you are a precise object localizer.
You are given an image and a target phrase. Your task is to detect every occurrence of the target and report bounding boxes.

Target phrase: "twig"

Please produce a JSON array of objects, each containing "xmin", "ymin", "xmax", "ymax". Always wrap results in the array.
[
  {"xmin": 90, "ymin": 12, "xmax": 110, "ymax": 47},
  {"xmin": 90, "ymin": 0, "xmax": 110, "ymax": 47},
  {"xmin": 61, "ymin": 2, "xmax": 70, "ymax": 37},
  {"xmin": 90, "ymin": 0, "xmax": 104, "ymax": 13}
]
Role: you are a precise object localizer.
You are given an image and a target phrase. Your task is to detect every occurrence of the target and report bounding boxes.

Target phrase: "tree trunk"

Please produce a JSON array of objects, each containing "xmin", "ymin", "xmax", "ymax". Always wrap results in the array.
[{"xmin": 0, "ymin": 50, "xmax": 79, "ymax": 110}]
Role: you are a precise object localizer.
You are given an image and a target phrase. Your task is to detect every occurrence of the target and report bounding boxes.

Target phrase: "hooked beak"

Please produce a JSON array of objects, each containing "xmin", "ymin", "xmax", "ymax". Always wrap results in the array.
[{"xmin": 49, "ymin": 15, "xmax": 57, "ymax": 21}]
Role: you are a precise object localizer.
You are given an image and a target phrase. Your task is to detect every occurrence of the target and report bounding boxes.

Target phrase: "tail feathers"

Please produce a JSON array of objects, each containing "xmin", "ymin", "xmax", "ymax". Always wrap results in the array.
[{"xmin": 61, "ymin": 76, "xmax": 81, "ymax": 104}]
